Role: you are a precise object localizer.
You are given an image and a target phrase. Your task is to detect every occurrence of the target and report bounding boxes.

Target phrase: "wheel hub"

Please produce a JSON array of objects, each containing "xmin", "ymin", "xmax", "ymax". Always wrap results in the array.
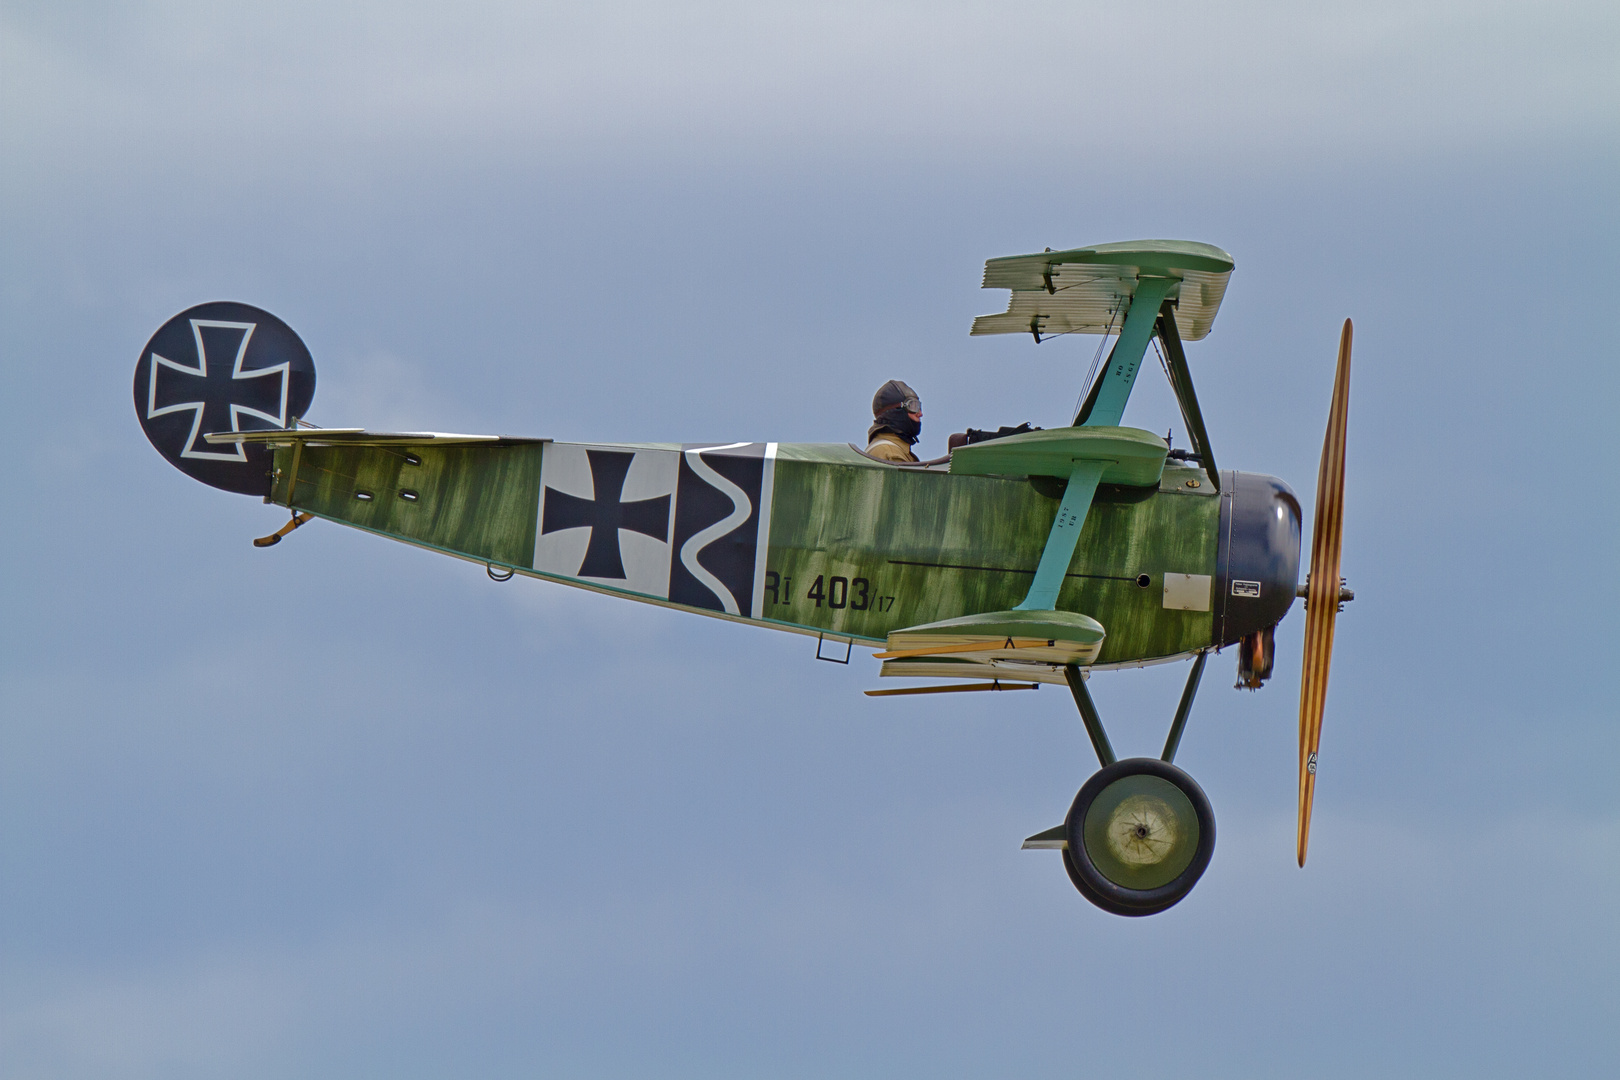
[
  {"xmin": 1081, "ymin": 772, "xmax": 1202, "ymax": 891},
  {"xmin": 1108, "ymin": 794, "xmax": 1176, "ymax": 865}
]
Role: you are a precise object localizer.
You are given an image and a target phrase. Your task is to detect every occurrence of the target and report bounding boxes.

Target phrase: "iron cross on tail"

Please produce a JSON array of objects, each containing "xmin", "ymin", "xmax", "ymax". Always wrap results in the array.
[{"xmin": 134, "ymin": 240, "xmax": 1355, "ymax": 916}]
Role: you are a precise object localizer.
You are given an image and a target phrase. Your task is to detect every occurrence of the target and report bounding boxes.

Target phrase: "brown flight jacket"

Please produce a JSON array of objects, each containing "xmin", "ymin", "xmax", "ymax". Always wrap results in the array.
[{"xmin": 865, "ymin": 432, "xmax": 918, "ymax": 463}]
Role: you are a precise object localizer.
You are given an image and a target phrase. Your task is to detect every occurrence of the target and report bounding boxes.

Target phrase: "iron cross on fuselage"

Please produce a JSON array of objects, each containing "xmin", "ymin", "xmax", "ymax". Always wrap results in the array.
[{"xmin": 540, "ymin": 449, "xmax": 671, "ymax": 579}]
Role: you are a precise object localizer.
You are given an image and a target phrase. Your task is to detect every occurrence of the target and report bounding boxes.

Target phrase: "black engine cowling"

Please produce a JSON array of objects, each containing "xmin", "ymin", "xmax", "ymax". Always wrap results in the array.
[{"xmin": 1214, "ymin": 471, "xmax": 1302, "ymax": 662}]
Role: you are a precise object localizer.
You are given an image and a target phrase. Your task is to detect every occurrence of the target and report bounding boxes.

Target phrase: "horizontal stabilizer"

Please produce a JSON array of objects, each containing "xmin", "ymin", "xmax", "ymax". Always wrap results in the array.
[
  {"xmin": 205, "ymin": 427, "xmax": 547, "ymax": 448},
  {"xmin": 972, "ymin": 239, "xmax": 1233, "ymax": 342}
]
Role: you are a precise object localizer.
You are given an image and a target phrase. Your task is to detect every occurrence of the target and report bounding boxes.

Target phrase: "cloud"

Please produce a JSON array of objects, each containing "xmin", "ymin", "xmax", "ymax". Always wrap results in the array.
[
  {"xmin": 1, "ymin": 957, "xmax": 289, "ymax": 1078},
  {"xmin": 2, "ymin": 5, "xmax": 1616, "ymax": 1073},
  {"xmin": 5, "ymin": 0, "xmax": 1616, "ymax": 188},
  {"xmin": 5, "ymin": 805, "xmax": 1617, "ymax": 1077}
]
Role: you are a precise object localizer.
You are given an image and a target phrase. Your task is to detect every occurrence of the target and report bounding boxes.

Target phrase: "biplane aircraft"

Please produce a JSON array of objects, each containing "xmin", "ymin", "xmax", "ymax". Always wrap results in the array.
[{"xmin": 133, "ymin": 239, "xmax": 1352, "ymax": 916}]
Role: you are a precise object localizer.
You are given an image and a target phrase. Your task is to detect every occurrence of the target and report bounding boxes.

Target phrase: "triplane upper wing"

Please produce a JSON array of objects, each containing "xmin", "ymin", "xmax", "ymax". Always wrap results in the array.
[
  {"xmin": 970, "ymin": 239, "xmax": 1230, "ymax": 493},
  {"xmin": 971, "ymin": 239, "xmax": 1233, "ymax": 343}
]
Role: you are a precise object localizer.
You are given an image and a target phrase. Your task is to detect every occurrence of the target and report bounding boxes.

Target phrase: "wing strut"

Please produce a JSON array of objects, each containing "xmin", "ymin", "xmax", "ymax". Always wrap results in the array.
[
  {"xmin": 1014, "ymin": 462, "xmax": 1104, "ymax": 610},
  {"xmin": 1022, "ymin": 278, "xmax": 1174, "ymax": 610},
  {"xmin": 1069, "ymin": 277, "xmax": 1176, "ymax": 428},
  {"xmin": 1154, "ymin": 300, "xmax": 1220, "ymax": 493}
]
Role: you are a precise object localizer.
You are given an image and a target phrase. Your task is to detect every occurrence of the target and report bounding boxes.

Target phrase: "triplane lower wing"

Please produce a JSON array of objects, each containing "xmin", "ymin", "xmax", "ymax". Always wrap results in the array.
[{"xmin": 133, "ymin": 241, "xmax": 1353, "ymax": 916}]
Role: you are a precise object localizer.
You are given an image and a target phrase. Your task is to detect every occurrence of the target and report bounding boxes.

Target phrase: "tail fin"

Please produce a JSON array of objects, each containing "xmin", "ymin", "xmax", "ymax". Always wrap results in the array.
[{"xmin": 133, "ymin": 302, "xmax": 316, "ymax": 495}]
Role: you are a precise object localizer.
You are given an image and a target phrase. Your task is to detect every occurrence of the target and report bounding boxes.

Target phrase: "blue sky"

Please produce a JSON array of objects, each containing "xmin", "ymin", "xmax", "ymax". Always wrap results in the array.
[{"xmin": 3, "ymin": 3, "xmax": 1617, "ymax": 1076}]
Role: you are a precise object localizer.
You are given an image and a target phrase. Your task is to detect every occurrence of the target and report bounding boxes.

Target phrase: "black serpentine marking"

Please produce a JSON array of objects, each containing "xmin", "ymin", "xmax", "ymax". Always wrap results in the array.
[{"xmin": 669, "ymin": 443, "xmax": 766, "ymax": 614}]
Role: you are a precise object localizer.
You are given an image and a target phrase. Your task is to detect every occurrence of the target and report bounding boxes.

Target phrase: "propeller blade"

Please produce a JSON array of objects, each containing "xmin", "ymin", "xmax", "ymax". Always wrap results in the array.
[{"xmin": 1298, "ymin": 319, "xmax": 1352, "ymax": 867}]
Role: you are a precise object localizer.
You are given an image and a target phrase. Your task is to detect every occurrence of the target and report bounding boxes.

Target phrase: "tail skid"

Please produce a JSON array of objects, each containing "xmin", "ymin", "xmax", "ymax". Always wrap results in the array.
[{"xmin": 252, "ymin": 511, "xmax": 313, "ymax": 548}]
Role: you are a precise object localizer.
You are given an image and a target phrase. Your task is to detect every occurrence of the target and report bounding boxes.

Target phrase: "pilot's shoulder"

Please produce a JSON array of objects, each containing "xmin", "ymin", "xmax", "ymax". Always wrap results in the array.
[{"xmin": 865, "ymin": 434, "xmax": 918, "ymax": 463}]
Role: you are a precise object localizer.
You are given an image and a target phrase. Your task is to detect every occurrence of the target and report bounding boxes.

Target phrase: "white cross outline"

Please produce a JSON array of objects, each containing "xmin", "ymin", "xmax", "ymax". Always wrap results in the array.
[{"xmin": 146, "ymin": 319, "xmax": 289, "ymax": 462}]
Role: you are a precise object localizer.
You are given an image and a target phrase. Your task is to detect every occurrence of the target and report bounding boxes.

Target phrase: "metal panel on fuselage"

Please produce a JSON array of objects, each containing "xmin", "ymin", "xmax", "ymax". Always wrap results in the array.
[{"xmin": 273, "ymin": 440, "xmax": 1220, "ymax": 665}]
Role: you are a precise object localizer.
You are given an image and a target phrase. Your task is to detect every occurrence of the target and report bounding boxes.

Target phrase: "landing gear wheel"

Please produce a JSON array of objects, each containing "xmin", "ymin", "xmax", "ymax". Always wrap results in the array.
[{"xmin": 1063, "ymin": 757, "xmax": 1215, "ymax": 916}]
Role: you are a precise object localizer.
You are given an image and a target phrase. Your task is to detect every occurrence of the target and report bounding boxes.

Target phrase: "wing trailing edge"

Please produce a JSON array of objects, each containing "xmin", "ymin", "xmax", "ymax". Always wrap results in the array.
[{"xmin": 972, "ymin": 239, "xmax": 1233, "ymax": 343}]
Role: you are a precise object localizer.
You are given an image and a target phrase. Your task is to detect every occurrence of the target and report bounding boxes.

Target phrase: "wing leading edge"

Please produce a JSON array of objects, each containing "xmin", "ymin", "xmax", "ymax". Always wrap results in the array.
[
  {"xmin": 971, "ymin": 239, "xmax": 1233, "ymax": 342},
  {"xmin": 205, "ymin": 428, "xmax": 548, "ymax": 448}
]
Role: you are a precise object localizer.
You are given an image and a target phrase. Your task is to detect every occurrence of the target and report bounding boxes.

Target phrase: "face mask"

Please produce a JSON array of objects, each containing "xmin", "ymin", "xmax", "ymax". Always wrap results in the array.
[{"xmin": 869, "ymin": 406, "xmax": 921, "ymax": 445}]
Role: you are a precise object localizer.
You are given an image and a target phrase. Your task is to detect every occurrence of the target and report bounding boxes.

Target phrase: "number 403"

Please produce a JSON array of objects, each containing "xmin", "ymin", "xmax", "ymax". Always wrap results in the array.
[{"xmin": 763, "ymin": 572, "xmax": 892, "ymax": 611}]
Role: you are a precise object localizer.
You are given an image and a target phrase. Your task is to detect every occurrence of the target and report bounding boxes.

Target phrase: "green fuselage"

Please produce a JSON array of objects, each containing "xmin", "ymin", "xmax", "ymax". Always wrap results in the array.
[
  {"xmin": 764, "ymin": 445, "xmax": 1219, "ymax": 662},
  {"xmin": 272, "ymin": 439, "xmax": 1241, "ymax": 666}
]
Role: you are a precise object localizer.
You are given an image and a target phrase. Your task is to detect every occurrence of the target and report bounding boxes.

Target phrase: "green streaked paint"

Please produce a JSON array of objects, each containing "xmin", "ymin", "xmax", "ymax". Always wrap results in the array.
[
  {"xmin": 982, "ymin": 240, "xmax": 1235, "ymax": 288},
  {"xmin": 894, "ymin": 609, "xmax": 1105, "ymax": 646},
  {"xmin": 763, "ymin": 456, "xmax": 1219, "ymax": 663},
  {"xmin": 264, "ymin": 437, "xmax": 1218, "ymax": 666},
  {"xmin": 947, "ymin": 425, "xmax": 1167, "ymax": 487},
  {"xmin": 1015, "ymin": 461, "xmax": 1103, "ymax": 611},
  {"xmin": 270, "ymin": 442, "xmax": 543, "ymax": 568}
]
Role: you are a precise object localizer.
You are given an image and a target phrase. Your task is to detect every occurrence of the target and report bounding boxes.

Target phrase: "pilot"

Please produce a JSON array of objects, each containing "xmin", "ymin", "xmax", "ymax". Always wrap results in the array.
[{"xmin": 866, "ymin": 380, "xmax": 923, "ymax": 463}]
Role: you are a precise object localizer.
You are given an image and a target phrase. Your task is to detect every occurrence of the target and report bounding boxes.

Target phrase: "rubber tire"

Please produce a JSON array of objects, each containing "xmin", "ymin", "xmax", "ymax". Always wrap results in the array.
[{"xmin": 1063, "ymin": 757, "xmax": 1216, "ymax": 917}]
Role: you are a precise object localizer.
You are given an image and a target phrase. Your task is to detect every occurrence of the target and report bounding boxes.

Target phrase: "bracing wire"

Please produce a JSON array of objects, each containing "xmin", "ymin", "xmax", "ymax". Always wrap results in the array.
[
  {"xmin": 1070, "ymin": 299, "xmax": 1122, "ymax": 422},
  {"xmin": 1151, "ymin": 336, "xmax": 1177, "ymax": 448},
  {"xmin": 1152, "ymin": 335, "xmax": 1173, "ymax": 383}
]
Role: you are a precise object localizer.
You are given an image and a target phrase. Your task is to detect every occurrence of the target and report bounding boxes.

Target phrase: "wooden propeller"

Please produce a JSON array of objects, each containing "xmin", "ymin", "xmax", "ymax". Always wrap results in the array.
[{"xmin": 1297, "ymin": 319, "xmax": 1352, "ymax": 867}]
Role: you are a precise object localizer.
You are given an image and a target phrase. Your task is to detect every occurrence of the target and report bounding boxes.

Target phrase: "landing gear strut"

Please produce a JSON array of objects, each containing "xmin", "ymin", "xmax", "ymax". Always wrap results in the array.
[{"xmin": 1044, "ymin": 653, "xmax": 1216, "ymax": 916}]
